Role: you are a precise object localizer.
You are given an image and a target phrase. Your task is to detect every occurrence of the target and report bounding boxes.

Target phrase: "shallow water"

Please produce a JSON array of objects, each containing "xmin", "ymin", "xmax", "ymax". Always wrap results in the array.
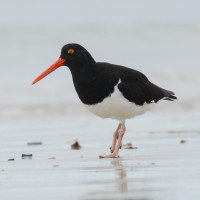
[{"xmin": 0, "ymin": 111, "xmax": 200, "ymax": 200}]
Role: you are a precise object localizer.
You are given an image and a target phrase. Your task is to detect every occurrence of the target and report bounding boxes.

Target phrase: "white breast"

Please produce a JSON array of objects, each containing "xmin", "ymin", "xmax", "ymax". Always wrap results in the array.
[{"xmin": 84, "ymin": 83, "xmax": 152, "ymax": 122}]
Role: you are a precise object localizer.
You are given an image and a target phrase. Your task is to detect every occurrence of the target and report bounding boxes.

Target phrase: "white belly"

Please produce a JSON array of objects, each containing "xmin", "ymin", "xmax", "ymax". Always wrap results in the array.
[{"xmin": 84, "ymin": 84, "xmax": 152, "ymax": 122}]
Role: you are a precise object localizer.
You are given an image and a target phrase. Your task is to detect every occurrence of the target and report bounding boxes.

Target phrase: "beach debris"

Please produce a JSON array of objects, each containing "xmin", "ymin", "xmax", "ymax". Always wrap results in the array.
[
  {"xmin": 48, "ymin": 157, "xmax": 56, "ymax": 159},
  {"xmin": 71, "ymin": 141, "xmax": 82, "ymax": 150},
  {"xmin": 122, "ymin": 142, "xmax": 132, "ymax": 147},
  {"xmin": 27, "ymin": 142, "xmax": 42, "ymax": 146},
  {"xmin": 152, "ymin": 162, "xmax": 155, "ymax": 165},
  {"xmin": 122, "ymin": 142, "xmax": 138, "ymax": 149},
  {"xmin": 125, "ymin": 146, "xmax": 138, "ymax": 149},
  {"xmin": 21, "ymin": 154, "xmax": 32, "ymax": 159},
  {"xmin": 8, "ymin": 159, "xmax": 15, "ymax": 161},
  {"xmin": 180, "ymin": 139, "xmax": 186, "ymax": 143},
  {"xmin": 53, "ymin": 165, "xmax": 59, "ymax": 168}
]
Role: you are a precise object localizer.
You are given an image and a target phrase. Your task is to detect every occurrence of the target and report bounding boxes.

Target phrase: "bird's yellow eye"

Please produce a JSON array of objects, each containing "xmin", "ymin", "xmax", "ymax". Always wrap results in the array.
[{"xmin": 68, "ymin": 49, "xmax": 74, "ymax": 54}]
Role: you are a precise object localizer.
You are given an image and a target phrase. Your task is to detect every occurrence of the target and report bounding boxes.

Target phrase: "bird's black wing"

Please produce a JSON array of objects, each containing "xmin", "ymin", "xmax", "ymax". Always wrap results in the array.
[
  {"xmin": 118, "ymin": 80, "xmax": 177, "ymax": 105},
  {"xmin": 97, "ymin": 62, "xmax": 177, "ymax": 106}
]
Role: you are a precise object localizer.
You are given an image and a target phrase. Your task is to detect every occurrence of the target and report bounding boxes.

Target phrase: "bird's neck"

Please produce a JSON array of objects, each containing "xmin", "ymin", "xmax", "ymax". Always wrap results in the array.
[
  {"xmin": 69, "ymin": 63, "xmax": 97, "ymax": 86},
  {"xmin": 69, "ymin": 64, "xmax": 99, "ymax": 104}
]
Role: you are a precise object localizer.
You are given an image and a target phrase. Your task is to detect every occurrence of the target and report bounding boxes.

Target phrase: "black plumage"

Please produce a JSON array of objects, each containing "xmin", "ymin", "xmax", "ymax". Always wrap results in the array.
[{"xmin": 60, "ymin": 44, "xmax": 177, "ymax": 106}]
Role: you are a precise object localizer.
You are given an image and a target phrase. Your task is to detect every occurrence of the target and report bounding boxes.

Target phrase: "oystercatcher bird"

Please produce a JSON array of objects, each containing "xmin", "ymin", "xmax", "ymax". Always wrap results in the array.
[{"xmin": 32, "ymin": 43, "xmax": 177, "ymax": 158}]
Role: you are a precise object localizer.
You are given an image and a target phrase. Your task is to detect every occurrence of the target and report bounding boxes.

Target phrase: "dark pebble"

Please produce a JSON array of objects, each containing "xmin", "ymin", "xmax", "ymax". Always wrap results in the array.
[
  {"xmin": 71, "ymin": 141, "xmax": 81, "ymax": 150},
  {"xmin": 180, "ymin": 140, "xmax": 186, "ymax": 143},
  {"xmin": 27, "ymin": 142, "xmax": 42, "ymax": 146},
  {"xmin": 125, "ymin": 147, "xmax": 138, "ymax": 149},
  {"xmin": 22, "ymin": 154, "xmax": 32, "ymax": 159}
]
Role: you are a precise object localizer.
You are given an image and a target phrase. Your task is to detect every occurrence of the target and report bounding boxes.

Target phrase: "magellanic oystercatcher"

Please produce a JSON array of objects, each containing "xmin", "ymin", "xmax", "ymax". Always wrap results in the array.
[{"xmin": 32, "ymin": 43, "xmax": 177, "ymax": 158}]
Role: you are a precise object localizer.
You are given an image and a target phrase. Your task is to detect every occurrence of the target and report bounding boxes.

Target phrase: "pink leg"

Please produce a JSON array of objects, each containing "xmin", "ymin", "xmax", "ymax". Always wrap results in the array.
[
  {"xmin": 99, "ymin": 123, "xmax": 126, "ymax": 158},
  {"xmin": 110, "ymin": 123, "xmax": 121, "ymax": 153}
]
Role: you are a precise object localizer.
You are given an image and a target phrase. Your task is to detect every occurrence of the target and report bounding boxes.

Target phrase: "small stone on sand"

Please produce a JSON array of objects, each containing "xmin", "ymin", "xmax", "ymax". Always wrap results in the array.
[
  {"xmin": 125, "ymin": 146, "xmax": 138, "ymax": 149},
  {"xmin": 22, "ymin": 154, "xmax": 32, "ymax": 159},
  {"xmin": 122, "ymin": 142, "xmax": 132, "ymax": 147},
  {"xmin": 71, "ymin": 141, "xmax": 82, "ymax": 150},
  {"xmin": 180, "ymin": 139, "xmax": 186, "ymax": 143},
  {"xmin": 27, "ymin": 142, "xmax": 42, "ymax": 146},
  {"xmin": 122, "ymin": 142, "xmax": 138, "ymax": 149},
  {"xmin": 48, "ymin": 157, "xmax": 56, "ymax": 159}
]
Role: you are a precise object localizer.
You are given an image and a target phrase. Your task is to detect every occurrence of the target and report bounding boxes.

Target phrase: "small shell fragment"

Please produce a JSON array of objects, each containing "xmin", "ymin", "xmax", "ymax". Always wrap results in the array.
[
  {"xmin": 122, "ymin": 142, "xmax": 138, "ymax": 149},
  {"xmin": 22, "ymin": 154, "xmax": 32, "ymax": 159},
  {"xmin": 48, "ymin": 157, "xmax": 56, "ymax": 159},
  {"xmin": 71, "ymin": 141, "xmax": 82, "ymax": 150},
  {"xmin": 180, "ymin": 140, "xmax": 186, "ymax": 143},
  {"xmin": 8, "ymin": 159, "xmax": 15, "ymax": 161},
  {"xmin": 27, "ymin": 142, "xmax": 42, "ymax": 146}
]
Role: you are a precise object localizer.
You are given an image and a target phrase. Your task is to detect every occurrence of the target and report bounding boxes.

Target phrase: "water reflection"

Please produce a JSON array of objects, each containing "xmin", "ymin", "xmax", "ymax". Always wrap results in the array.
[
  {"xmin": 110, "ymin": 159, "xmax": 153, "ymax": 200},
  {"xmin": 111, "ymin": 159, "xmax": 128, "ymax": 193}
]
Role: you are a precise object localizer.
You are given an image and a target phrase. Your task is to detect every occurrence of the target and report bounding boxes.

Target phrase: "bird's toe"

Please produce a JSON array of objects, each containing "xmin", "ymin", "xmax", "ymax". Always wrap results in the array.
[{"xmin": 99, "ymin": 154, "xmax": 119, "ymax": 159}]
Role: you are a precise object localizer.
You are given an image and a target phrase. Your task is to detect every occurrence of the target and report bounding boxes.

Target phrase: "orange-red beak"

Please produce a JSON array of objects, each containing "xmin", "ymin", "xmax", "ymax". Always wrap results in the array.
[{"xmin": 32, "ymin": 58, "xmax": 66, "ymax": 85}]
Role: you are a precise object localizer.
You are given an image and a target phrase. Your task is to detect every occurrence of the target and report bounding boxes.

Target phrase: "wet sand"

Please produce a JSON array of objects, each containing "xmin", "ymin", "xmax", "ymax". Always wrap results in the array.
[{"xmin": 0, "ymin": 111, "xmax": 200, "ymax": 200}]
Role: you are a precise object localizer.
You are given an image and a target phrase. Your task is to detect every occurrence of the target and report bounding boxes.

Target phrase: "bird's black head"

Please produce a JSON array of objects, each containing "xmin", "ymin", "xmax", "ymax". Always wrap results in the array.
[
  {"xmin": 60, "ymin": 43, "xmax": 95, "ymax": 68},
  {"xmin": 32, "ymin": 43, "xmax": 95, "ymax": 85}
]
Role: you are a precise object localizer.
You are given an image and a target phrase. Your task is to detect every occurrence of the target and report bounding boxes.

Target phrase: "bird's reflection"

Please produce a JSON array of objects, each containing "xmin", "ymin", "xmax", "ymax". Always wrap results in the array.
[{"xmin": 111, "ymin": 159, "xmax": 128, "ymax": 193}]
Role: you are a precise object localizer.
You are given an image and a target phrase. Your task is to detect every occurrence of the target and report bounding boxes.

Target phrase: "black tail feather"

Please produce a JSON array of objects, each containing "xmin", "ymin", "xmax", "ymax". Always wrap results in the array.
[{"xmin": 163, "ymin": 90, "xmax": 177, "ymax": 101}]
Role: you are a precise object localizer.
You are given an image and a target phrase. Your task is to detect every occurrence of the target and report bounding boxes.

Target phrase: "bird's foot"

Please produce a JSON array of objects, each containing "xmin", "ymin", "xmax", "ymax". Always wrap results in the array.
[{"xmin": 99, "ymin": 153, "xmax": 119, "ymax": 159}]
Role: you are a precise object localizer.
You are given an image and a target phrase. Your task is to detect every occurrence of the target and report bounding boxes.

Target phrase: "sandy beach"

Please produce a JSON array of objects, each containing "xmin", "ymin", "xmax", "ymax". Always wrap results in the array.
[{"xmin": 1, "ymin": 109, "xmax": 200, "ymax": 200}]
